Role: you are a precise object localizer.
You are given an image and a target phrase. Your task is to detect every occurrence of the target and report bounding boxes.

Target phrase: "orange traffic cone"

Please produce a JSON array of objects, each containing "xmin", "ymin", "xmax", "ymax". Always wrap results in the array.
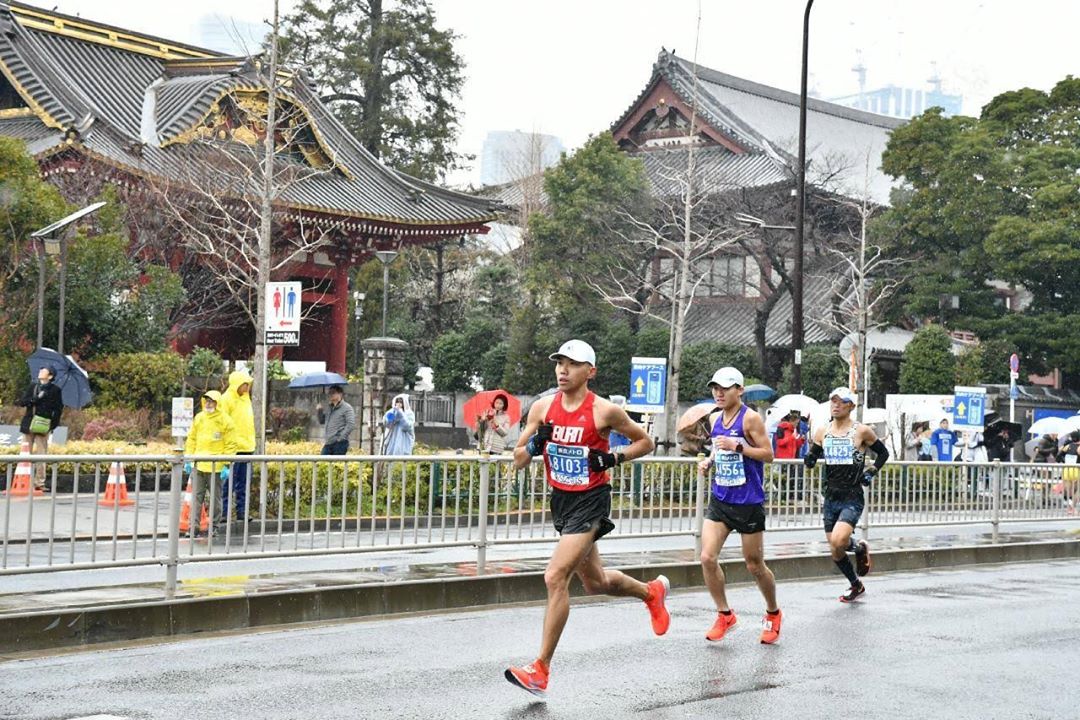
[
  {"xmin": 99, "ymin": 453, "xmax": 135, "ymax": 507},
  {"xmin": 178, "ymin": 479, "xmax": 208, "ymax": 533},
  {"xmin": 4, "ymin": 440, "xmax": 43, "ymax": 497}
]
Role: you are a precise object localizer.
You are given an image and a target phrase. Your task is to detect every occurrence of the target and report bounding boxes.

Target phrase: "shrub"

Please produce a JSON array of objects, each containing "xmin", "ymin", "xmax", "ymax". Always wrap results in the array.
[
  {"xmin": 186, "ymin": 346, "xmax": 224, "ymax": 378},
  {"xmin": 87, "ymin": 351, "xmax": 184, "ymax": 412},
  {"xmin": 266, "ymin": 358, "xmax": 290, "ymax": 380},
  {"xmin": 269, "ymin": 407, "xmax": 309, "ymax": 438},
  {"xmin": 278, "ymin": 426, "xmax": 307, "ymax": 443},
  {"xmin": 82, "ymin": 417, "xmax": 143, "ymax": 442}
]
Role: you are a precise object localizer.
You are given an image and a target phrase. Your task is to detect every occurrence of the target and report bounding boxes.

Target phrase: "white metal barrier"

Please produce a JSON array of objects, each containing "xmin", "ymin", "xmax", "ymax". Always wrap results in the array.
[{"xmin": 1, "ymin": 453, "xmax": 1076, "ymax": 592}]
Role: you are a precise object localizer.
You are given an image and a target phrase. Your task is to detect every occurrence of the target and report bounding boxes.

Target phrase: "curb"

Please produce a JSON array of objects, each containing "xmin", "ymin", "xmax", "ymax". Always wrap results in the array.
[{"xmin": 1, "ymin": 539, "xmax": 1076, "ymax": 655}]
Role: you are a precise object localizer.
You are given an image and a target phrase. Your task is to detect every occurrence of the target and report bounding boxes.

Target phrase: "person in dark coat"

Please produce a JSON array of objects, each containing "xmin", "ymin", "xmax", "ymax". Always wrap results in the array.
[{"xmin": 16, "ymin": 366, "xmax": 64, "ymax": 489}]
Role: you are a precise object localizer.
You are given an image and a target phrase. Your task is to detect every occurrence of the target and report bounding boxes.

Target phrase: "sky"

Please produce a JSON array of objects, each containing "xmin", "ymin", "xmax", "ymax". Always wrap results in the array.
[{"xmin": 43, "ymin": 0, "xmax": 1080, "ymax": 186}]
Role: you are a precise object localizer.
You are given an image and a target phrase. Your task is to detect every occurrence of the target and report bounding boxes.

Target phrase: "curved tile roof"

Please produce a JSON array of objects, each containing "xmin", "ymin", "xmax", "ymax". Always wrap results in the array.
[
  {"xmin": 615, "ymin": 50, "xmax": 904, "ymax": 204},
  {"xmin": 0, "ymin": 1, "xmax": 496, "ymax": 231}
]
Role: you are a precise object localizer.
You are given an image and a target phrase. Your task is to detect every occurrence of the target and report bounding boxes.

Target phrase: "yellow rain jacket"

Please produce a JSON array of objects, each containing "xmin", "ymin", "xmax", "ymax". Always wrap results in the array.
[
  {"xmin": 185, "ymin": 390, "xmax": 238, "ymax": 472},
  {"xmin": 219, "ymin": 370, "xmax": 256, "ymax": 453}
]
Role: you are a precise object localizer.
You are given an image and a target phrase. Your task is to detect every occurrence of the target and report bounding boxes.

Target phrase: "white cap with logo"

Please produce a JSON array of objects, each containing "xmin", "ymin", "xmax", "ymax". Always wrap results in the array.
[
  {"xmin": 708, "ymin": 366, "xmax": 744, "ymax": 389},
  {"xmin": 829, "ymin": 386, "xmax": 857, "ymax": 405},
  {"xmin": 549, "ymin": 339, "xmax": 596, "ymax": 366}
]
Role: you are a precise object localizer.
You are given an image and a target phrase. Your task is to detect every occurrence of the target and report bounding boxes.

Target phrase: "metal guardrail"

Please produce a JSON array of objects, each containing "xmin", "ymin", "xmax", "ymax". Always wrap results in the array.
[
  {"xmin": 0, "ymin": 453, "xmax": 1076, "ymax": 594},
  {"xmin": 413, "ymin": 393, "xmax": 455, "ymax": 426}
]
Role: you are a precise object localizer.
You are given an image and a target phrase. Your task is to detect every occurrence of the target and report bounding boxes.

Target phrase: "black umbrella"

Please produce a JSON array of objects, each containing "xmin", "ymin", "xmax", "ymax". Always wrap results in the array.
[
  {"xmin": 984, "ymin": 416, "xmax": 1023, "ymax": 444},
  {"xmin": 27, "ymin": 347, "xmax": 93, "ymax": 409}
]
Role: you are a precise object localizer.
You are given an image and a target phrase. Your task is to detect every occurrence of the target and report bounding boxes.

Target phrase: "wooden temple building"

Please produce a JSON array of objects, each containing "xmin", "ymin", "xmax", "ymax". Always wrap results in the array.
[
  {"xmin": 0, "ymin": 1, "xmax": 497, "ymax": 372},
  {"xmin": 618, "ymin": 51, "xmax": 903, "ymax": 358},
  {"xmin": 494, "ymin": 50, "xmax": 905, "ymax": 378}
]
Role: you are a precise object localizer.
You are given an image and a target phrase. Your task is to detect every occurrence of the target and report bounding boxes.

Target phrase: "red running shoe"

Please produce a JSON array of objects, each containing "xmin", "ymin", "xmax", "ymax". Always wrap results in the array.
[
  {"xmin": 706, "ymin": 611, "xmax": 737, "ymax": 641},
  {"xmin": 505, "ymin": 659, "xmax": 549, "ymax": 697},
  {"xmin": 645, "ymin": 575, "xmax": 671, "ymax": 635}
]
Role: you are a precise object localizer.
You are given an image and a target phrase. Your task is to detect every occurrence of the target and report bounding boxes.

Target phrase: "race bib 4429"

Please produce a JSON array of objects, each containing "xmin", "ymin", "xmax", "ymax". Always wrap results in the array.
[{"xmin": 823, "ymin": 436, "xmax": 855, "ymax": 465}]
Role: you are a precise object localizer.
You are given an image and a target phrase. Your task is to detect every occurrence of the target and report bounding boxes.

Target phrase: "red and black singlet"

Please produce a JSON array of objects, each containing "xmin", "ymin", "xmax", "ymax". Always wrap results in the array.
[{"xmin": 542, "ymin": 391, "xmax": 610, "ymax": 492}]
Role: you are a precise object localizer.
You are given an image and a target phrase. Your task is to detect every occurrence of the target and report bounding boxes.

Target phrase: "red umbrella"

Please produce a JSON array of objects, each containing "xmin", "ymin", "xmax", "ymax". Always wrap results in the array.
[{"xmin": 463, "ymin": 390, "xmax": 522, "ymax": 430}]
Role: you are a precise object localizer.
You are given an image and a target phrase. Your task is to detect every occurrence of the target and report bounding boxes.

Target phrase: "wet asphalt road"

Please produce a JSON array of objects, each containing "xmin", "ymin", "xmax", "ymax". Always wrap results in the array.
[{"xmin": 1, "ymin": 560, "xmax": 1078, "ymax": 720}]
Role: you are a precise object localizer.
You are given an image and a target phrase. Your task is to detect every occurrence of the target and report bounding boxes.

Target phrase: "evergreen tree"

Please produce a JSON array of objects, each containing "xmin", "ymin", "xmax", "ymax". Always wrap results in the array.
[
  {"xmin": 899, "ymin": 326, "xmax": 957, "ymax": 394},
  {"xmin": 280, "ymin": 0, "xmax": 466, "ymax": 179}
]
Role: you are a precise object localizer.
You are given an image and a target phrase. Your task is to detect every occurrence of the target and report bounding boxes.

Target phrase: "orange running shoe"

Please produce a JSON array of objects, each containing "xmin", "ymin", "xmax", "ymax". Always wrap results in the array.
[
  {"xmin": 644, "ymin": 575, "xmax": 671, "ymax": 635},
  {"xmin": 759, "ymin": 610, "xmax": 782, "ymax": 644},
  {"xmin": 705, "ymin": 610, "xmax": 737, "ymax": 641},
  {"xmin": 504, "ymin": 659, "xmax": 549, "ymax": 697}
]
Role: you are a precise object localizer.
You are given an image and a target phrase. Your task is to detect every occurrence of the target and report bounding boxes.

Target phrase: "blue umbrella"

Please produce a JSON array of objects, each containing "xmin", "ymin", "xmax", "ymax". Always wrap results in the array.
[
  {"xmin": 27, "ymin": 347, "xmax": 93, "ymax": 409},
  {"xmin": 743, "ymin": 384, "xmax": 776, "ymax": 403},
  {"xmin": 287, "ymin": 371, "xmax": 349, "ymax": 389}
]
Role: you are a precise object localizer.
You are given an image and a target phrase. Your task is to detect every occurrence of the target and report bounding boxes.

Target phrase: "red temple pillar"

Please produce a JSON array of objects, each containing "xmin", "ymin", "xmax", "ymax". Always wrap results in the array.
[{"xmin": 329, "ymin": 264, "xmax": 348, "ymax": 374}]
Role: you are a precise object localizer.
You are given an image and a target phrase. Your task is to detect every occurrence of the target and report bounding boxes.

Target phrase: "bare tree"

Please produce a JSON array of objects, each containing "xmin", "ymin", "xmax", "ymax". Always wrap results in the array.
[
  {"xmin": 810, "ymin": 154, "xmax": 909, "ymax": 419},
  {"xmin": 583, "ymin": 7, "xmax": 752, "ymax": 450},
  {"xmin": 151, "ymin": 0, "xmax": 348, "ymax": 447}
]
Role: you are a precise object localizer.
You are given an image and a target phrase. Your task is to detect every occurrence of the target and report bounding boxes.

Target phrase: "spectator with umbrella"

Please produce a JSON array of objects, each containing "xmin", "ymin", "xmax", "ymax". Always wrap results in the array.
[
  {"xmin": 463, "ymin": 390, "xmax": 522, "ymax": 454},
  {"xmin": 318, "ymin": 384, "xmax": 356, "ymax": 455},
  {"xmin": 15, "ymin": 365, "xmax": 64, "ymax": 490},
  {"xmin": 1032, "ymin": 434, "xmax": 1059, "ymax": 463},
  {"xmin": 774, "ymin": 410, "xmax": 804, "ymax": 460},
  {"xmin": 1055, "ymin": 431, "xmax": 1080, "ymax": 512},
  {"xmin": 475, "ymin": 393, "xmax": 512, "ymax": 454}
]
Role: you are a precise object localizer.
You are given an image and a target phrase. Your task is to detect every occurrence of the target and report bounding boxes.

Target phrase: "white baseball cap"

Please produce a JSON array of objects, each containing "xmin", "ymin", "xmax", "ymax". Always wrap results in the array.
[
  {"xmin": 708, "ymin": 366, "xmax": 744, "ymax": 389},
  {"xmin": 549, "ymin": 339, "xmax": 596, "ymax": 366},
  {"xmin": 829, "ymin": 386, "xmax": 857, "ymax": 404}
]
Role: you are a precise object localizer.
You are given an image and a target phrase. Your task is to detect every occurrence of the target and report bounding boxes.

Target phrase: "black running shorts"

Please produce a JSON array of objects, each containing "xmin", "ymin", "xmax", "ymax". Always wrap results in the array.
[
  {"xmin": 706, "ymin": 496, "xmax": 766, "ymax": 534},
  {"xmin": 550, "ymin": 483, "xmax": 615, "ymax": 539}
]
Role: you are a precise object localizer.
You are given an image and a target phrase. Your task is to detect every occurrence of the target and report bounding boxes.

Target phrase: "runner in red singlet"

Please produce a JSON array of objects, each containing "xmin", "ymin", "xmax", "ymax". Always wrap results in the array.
[{"xmin": 504, "ymin": 340, "xmax": 667, "ymax": 697}]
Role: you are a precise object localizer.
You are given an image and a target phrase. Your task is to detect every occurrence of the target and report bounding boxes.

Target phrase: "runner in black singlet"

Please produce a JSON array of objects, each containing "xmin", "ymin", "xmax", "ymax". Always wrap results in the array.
[{"xmin": 803, "ymin": 387, "xmax": 890, "ymax": 602}]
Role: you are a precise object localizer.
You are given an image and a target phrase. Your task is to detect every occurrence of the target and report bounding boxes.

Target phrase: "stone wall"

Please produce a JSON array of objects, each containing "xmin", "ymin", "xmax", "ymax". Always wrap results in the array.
[{"xmin": 359, "ymin": 337, "xmax": 409, "ymax": 453}]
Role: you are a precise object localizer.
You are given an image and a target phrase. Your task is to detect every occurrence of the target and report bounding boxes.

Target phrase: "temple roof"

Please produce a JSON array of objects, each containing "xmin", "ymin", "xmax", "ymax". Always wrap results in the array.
[
  {"xmin": 0, "ymin": 2, "xmax": 497, "ymax": 233},
  {"xmin": 682, "ymin": 273, "xmax": 842, "ymax": 348},
  {"xmin": 614, "ymin": 51, "xmax": 904, "ymax": 204}
]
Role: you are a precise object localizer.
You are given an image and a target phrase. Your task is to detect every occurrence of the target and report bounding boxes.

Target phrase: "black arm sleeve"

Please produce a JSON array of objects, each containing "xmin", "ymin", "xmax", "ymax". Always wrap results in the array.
[
  {"xmin": 804, "ymin": 442, "xmax": 824, "ymax": 467},
  {"xmin": 869, "ymin": 439, "xmax": 889, "ymax": 470}
]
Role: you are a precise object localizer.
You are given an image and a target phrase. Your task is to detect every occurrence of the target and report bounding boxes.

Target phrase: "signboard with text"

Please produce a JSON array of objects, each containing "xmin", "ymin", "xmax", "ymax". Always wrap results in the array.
[
  {"xmin": 952, "ymin": 386, "xmax": 986, "ymax": 432},
  {"xmin": 171, "ymin": 397, "xmax": 194, "ymax": 438},
  {"xmin": 265, "ymin": 281, "xmax": 302, "ymax": 346},
  {"xmin": 627, "ymin": 357, "xmax": 667, "ymax": 414}
]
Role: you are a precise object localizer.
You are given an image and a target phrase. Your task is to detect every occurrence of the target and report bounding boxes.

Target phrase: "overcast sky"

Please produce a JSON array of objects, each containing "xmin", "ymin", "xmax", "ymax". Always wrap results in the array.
[{"xmin": 47, "ymin": 0, "xmax": 1080, "ymax": 185}]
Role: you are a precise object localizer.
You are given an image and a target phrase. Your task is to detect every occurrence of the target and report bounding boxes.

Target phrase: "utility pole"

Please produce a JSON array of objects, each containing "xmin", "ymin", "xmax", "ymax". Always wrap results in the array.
[
  {"xmin": 254, "ymin": 0, "xmax": 280, "ymax": 453},
  {"xmin": 793, "ymin": 0, "xmax": 815, "ymax": 393}
]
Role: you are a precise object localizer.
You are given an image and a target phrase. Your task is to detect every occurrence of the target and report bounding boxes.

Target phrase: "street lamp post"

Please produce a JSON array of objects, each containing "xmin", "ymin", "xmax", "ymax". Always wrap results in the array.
[
  {"xmin": 35, "ymin": 242, "xmax": 45, "ymax": 348},
  {"xmin": 352, "ymin": 290, "xmax": 366, "ymax": 368},
  {"xmin": 374, "ymin": 250, "xmax": 398, "ymax": 337},
  {"xmin": 793, "ymin": 0, "xmax": 815, "ymax": 394},
  {"xmin": 31, "ymin": 201, "xmax": 107, "ymax": 354}
]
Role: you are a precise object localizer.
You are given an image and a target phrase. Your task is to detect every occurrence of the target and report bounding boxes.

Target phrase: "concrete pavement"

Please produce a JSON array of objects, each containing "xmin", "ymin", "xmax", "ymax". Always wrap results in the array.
[{"xmin": 1, "ymin": 560, "xmax": 1077, "ymax": 719}]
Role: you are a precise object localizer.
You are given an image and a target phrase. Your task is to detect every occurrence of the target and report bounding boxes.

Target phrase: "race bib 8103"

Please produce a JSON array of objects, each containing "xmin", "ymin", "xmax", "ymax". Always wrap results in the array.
[{"xmin": 547, "ymin": 443, "xmax": 590, "ymax": 486}]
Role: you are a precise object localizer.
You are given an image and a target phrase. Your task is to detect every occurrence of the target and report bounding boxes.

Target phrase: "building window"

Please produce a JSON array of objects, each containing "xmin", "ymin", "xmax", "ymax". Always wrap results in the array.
[
  {"xmin": 658, "ymin": 257, "xmax": 674, "ymax": 296},
  {"xmin": 745, "ymin": 256, "xmax": 761, "ymax": 298}
]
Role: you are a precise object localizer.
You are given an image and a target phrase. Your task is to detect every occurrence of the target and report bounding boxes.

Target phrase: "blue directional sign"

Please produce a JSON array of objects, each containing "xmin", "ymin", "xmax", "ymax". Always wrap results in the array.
[
  {"xmin": 952, "ymin": 386, "xmax": 987, "ymax": 431},
  {"xmin": 627, "ymin": 356, "xmax": 667, "ymax": 414}
]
